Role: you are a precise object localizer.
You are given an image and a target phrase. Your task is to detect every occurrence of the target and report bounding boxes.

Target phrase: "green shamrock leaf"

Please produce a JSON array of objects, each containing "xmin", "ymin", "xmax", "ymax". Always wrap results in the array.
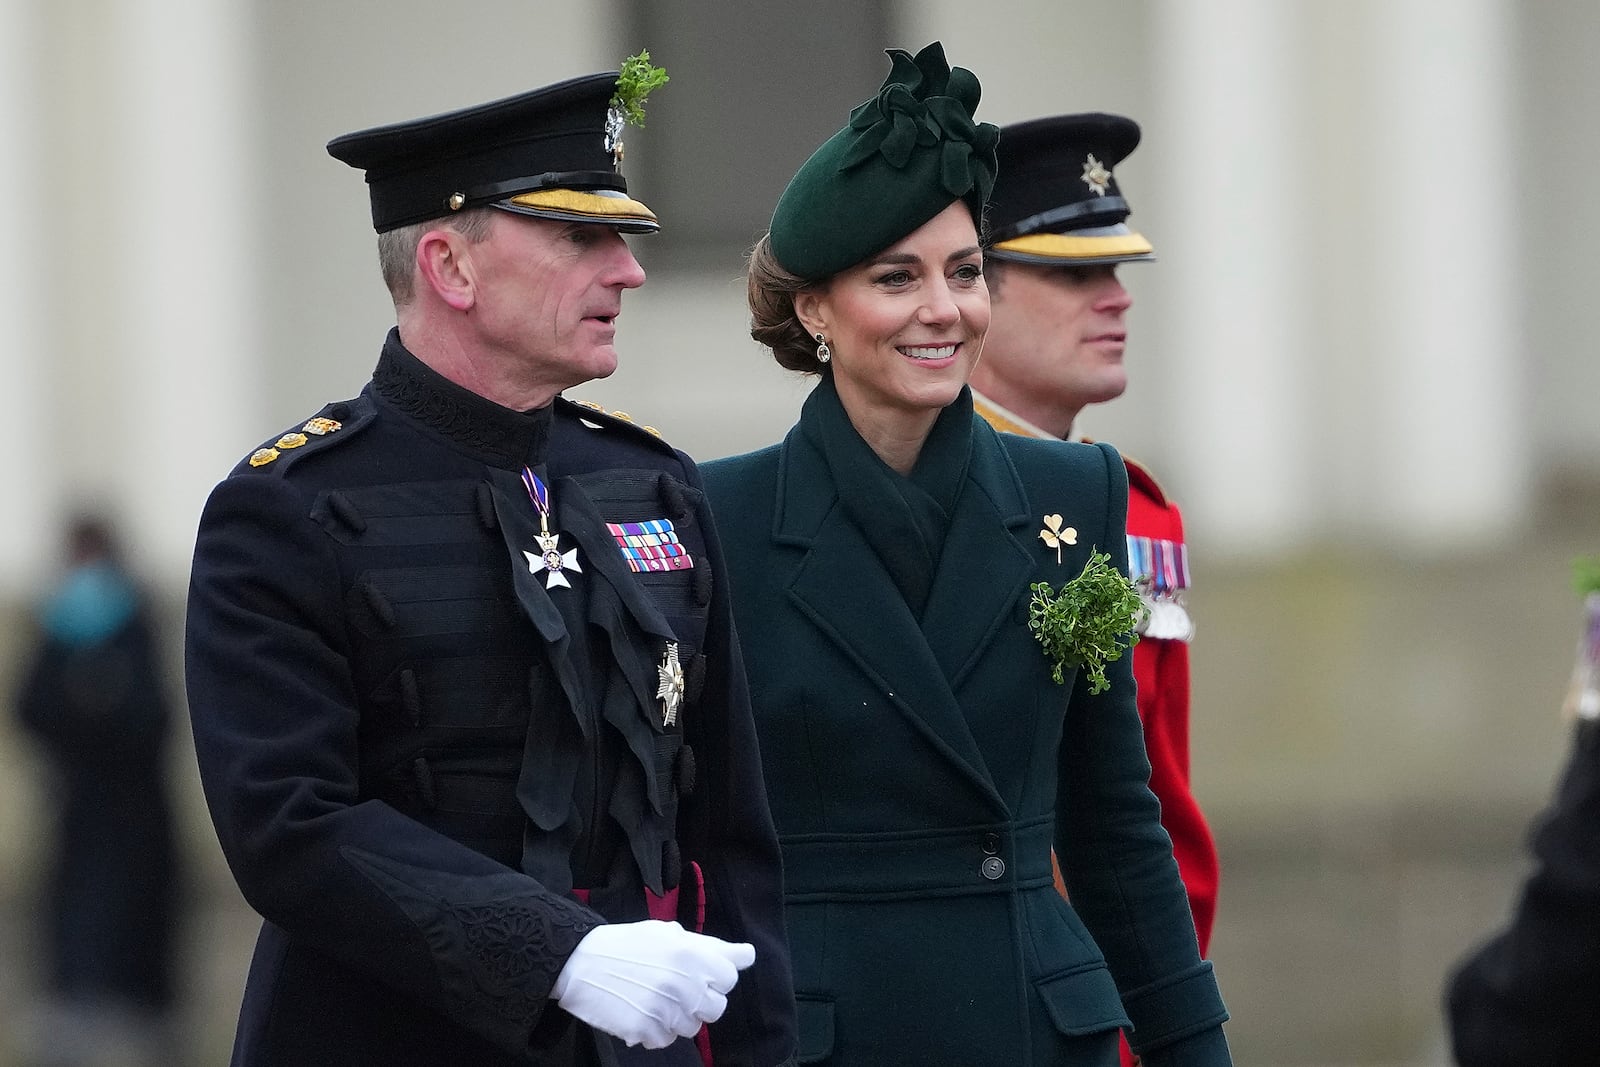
[
  {"xmin": 1028, "ymin": 550, "xmax": 1143, "ymax": 693},
  {"xmin": 613, "ymin": 50, "xmax": 669, "ymax": 129}
]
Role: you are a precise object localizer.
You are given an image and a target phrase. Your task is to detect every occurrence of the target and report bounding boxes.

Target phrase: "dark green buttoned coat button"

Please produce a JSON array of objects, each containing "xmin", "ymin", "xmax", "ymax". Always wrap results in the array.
[{"xmin": 981, "ymin": 856, "xmax": 1006, "ymax": 880}]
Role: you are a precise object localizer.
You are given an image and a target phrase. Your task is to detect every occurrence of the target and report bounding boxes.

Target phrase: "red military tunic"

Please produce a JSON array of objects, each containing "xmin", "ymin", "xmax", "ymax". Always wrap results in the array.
[{"xmin": 973, "ymin": 392, "xmax": 1219, "ymax": 959}]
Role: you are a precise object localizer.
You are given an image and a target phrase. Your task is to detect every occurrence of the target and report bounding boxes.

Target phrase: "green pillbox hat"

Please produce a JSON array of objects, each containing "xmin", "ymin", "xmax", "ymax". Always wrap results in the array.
[{"xmin": 769, "ymin": 42, "xmax": 999, "ymax": 281}]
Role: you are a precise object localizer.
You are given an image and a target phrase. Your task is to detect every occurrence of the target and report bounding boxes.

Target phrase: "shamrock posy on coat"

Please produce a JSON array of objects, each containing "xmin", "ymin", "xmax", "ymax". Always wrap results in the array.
[{"xmin": 1028, "ymin": 550, "xmax": 1143, "ymax": 692}]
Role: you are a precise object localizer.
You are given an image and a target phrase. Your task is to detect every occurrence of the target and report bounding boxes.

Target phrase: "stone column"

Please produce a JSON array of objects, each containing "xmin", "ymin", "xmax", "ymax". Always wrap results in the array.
[
  {"xmin": 0, "ymin": 0, "xmax": 50, "ymax": 593},
  {"xmin": 1149, "ymin": 0, "xmax": 1315, "ymax": 557},
  {"xmin": 103, "ymin": 0, "xmax": 263, "ymax": 584},
  {"xmin": 1365, "ymin": 0, "xmax": 1524, "ymax": 548},
  {"xmin": 1152, "ymin": 0, "xmax": 1522, "ymax": 554}
]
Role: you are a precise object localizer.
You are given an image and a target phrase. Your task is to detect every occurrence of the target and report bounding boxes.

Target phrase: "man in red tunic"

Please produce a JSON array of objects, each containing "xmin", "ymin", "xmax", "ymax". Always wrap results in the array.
[{"xmin": 972, "ymin": 114, "xmax": 1220, "ymax": 1008}]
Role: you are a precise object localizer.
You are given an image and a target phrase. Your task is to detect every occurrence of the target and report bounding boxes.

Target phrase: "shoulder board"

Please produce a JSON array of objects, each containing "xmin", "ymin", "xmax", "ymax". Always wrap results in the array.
[
  {"xmin": 1120, "ymin": 453, "xmax": 1172, "ymax": 508},
  {"xmin": 237, "ymin": 394, "xmax": 375, "ymax": 476},
  {"xmin": 557, "ymin": 395, "xmax": 676, "ymax": 455}
]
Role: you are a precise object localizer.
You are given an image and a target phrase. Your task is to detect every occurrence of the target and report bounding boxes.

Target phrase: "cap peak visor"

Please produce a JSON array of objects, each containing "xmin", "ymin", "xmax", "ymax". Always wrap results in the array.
[
  {"xmin": 498, "ymin": 188, "xmax": 659, "ymax": 233},
  {"xmin": 988, "ymin": 224, "xmax": 1153, "ymax": 266}
]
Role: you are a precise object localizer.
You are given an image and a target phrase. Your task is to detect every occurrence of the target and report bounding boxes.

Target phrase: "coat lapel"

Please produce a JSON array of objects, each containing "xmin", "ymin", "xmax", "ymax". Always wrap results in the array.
[
  {"xmin": 775, "ymin": 427, "xmax": 1006, "ymax": 812},
  {"xmin": 918, "ymin": 421, "xmax": 1037, "ymax": 692}
]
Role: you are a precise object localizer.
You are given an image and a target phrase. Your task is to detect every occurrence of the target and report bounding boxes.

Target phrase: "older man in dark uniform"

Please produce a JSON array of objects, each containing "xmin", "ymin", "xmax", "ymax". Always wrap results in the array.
[{"xmin": 185, "ymin": 66, "xmax": 797, "ymax": 1067}]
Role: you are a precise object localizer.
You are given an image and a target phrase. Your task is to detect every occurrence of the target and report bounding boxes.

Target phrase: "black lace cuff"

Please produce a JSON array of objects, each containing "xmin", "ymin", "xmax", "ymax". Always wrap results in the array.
[{"xmin": 341, "ymin": 846, "xmax": 601, "ymax": 1052}]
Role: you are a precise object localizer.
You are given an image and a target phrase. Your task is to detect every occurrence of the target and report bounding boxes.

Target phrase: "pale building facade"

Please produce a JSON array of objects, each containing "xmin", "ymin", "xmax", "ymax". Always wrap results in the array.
[
  {"xmin": 3, "ymin": 1, "xmax": 1596, "ymax": 591},
  {"xmin": 3, "ymin": 3, "xmax": 1599, "ymax": 1062}
]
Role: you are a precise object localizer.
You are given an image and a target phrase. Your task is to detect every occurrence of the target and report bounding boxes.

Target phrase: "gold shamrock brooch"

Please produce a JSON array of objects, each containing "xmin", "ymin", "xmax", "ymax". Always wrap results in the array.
[{"xmin": 1039, "ymin": 514, "xmax": 1077, "ymax": 564}]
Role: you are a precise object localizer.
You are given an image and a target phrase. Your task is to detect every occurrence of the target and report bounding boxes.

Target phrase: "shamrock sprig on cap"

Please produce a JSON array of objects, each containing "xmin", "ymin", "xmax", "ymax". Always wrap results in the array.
[{"xmin": 613, "ymin": 50, "xmax": 669, "ymax": 129}]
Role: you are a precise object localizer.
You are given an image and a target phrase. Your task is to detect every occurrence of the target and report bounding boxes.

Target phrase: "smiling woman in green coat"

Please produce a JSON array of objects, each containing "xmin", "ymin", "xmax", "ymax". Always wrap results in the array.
[{"xmin": 700, "ymin": 43, "xmax": 1232, "ymax": 1067}]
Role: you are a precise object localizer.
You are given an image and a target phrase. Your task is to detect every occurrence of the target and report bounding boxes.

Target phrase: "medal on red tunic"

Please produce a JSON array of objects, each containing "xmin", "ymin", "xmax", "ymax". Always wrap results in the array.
[{"xmin": 1127, "ymin": 534, "xmax": 1193, "ymax": 641}]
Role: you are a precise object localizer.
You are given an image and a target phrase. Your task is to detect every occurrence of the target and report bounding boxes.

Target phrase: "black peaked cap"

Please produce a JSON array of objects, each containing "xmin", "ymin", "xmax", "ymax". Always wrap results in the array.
[
  {"xmin": 327, "ymin": 73, "xmax": 656, "ymax": 234},
  {"xmin": 986, "ymin": 112, "xmax": 1152, "ymax": 265}
]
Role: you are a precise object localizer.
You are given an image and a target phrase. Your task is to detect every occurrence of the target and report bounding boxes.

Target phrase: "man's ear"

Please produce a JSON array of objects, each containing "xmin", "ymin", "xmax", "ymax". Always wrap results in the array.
[
  {"xmin": 416, "ymin": 227, "xmax": 478, "ymax": 311},
  {"xmin": 792, "ymin": 287, "xmax": 830, "ymax": 339}
]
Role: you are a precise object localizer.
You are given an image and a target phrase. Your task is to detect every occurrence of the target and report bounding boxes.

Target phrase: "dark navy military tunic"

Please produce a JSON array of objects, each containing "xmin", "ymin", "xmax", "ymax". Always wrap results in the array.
[{"xmin": 186, "ymin": 331, "xmax": 796, "ymax": 1066}]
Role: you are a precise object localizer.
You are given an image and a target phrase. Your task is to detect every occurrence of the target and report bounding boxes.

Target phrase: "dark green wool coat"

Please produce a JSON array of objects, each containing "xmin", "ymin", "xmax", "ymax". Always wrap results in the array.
[{"xmin": 702, "ymin": 386, "xmax": 1229, "ymax": 1067}]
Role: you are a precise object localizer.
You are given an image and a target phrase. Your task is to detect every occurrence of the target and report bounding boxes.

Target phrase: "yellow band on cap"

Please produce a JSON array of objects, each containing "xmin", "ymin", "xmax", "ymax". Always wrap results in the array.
[
  {"xmin": 506, "ymin": 187, "xmax": 658, "ymax": 227},
  {"xmin": 990, "ymin": 230, "xmax": 1153, "ymax": 261}
]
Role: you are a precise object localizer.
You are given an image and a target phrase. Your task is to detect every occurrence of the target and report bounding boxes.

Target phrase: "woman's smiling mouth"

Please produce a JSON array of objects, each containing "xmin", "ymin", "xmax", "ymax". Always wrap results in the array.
[{"xmin": 898, "ymin": 343, "xmax": 958, "ymax": 360}]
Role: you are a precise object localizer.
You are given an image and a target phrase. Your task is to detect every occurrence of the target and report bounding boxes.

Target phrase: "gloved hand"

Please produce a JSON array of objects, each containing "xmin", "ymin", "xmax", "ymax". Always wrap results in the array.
[{"xmin": 551, "ymin": 919, "xmax": 755, "ymax": 1049}]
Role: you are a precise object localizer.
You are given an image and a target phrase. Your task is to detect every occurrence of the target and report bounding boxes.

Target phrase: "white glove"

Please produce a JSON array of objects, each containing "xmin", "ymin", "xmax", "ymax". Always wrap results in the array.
[{"xmin": 551, "ymin": 919, "xmax": 755, "ymax": 1049}]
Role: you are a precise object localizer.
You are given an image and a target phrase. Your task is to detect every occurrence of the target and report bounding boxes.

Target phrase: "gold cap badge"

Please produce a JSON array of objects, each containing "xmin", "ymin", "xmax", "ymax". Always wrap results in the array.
[{"xmin": 1080, "ymin": 154, "xmax": 1112, "ymax": 196}]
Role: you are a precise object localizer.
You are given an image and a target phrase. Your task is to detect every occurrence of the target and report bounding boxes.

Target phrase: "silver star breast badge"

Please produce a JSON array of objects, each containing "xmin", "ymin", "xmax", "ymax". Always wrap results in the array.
[{"xmin": 656, "ymin": 641, "xmax": 685, "ymax": 727}]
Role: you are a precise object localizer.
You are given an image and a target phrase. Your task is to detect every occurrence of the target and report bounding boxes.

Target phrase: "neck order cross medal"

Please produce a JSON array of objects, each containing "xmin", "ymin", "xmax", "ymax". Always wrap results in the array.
[
  {"xmin": 521, "ymin": 467, "xmax": 582, "ymax": 589},
  {"xmin": 656, "ymin": 641, "xmax": 684, "ymax": 727}
]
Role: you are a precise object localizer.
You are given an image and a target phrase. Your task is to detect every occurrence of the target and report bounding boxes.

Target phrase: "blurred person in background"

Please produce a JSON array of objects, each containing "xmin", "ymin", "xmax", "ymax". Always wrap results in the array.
[
  {"xmin": 971, "ymin": 114, "xmax": 1220, "ymax": 1067},
  {"xmin": 1444, "ymin": 566, "xmax": 1600, "ymax": 1064},
  {"xmin": 12, "ymin": 513, "xmax": 182, "ymax": 1067}
]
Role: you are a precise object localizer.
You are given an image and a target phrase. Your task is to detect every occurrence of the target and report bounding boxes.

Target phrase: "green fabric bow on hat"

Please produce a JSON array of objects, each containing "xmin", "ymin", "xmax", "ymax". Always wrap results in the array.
[
  {"xmin": 769, "ymin": 41, "xmax": 999, "ymax": 281},
  {"xmin": 839, "ymin": 46, "xmax": 997, "ymax": 201}
]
